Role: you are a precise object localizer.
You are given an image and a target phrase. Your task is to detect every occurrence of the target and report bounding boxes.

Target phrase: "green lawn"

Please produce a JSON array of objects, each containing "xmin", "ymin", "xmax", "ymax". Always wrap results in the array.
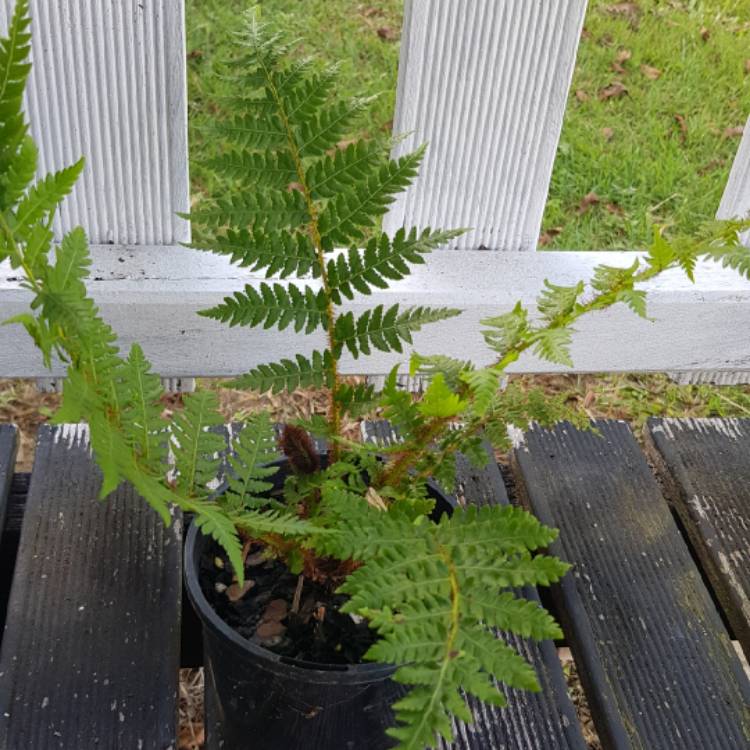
[
  {"xmin": 186, "ymin": 0, "xmax": 750, "ymax": 249},
  {"xmin": 185, "ymin": 0, "xmax": 750, "ymax": 421}
]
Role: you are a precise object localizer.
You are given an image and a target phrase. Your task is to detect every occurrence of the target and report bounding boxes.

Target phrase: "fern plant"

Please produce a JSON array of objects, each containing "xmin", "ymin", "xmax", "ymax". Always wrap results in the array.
[{"xmin": 3, "ymin": 4, "xmax": 750, "ymax": 748}]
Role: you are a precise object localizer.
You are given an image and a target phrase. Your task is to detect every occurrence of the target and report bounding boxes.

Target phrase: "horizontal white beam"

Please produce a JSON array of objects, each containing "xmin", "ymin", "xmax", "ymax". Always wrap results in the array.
[{"xmin": 1, "ymin": 246, "xmax": 749, "ymax": 379}]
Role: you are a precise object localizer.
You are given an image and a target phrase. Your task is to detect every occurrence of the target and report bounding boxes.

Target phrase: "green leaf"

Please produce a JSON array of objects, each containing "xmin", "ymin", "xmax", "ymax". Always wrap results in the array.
[
  {"xmin": 313, "ymin": 486, "xmax": 568, "ymax": 749},
  {"xmin": 647, "ymin": 226, "xmax": 675, "ymax": 271},
  {"xmin": 536, "ymin": 279, "xmax": 584, "ymax": 322},
  {"xmin": 308, "ymin": 139, "xmax": 383, "ymax": 198},
  {"xmin": 191, "ymin": 228, "xmax": 317, "ymax": 278},
  {"xmin": 417, "ymin": 373, "xmax": 467, "ymax": 418},
  {"xmin": 591, "ymin": 258, "xmax": 640, "ymax": 294},
  {"xmin": 318, "ymin": 146, "xmax": 426, "ymax": 248},
  {"xmin": 116, "ymin": 343, "xmax": 168, "ymax": 473},
  {"xmin": 531, "ymin": 327, "xmax": 574, "ymax": 367},
  {"xmin": 188, "ymin": 188, "xmax": 308, "ymax": 233},
  {"xmin": 334, "ymin": 305, "xmax": 461, "ymax": 359},
  {"xmin": 460, "ymin": 367, "xmax": 501, "ymax": 417},
  {"xmin": 481, "ymin": 302, "xmax": 529, "ymax": 356},
  {"xmin": 199, "ymin": 282, "xmax": 328, "ymax": 334},
  {"xmin": 227, "ymin": 350, "xmax": 334, "ymax": 393},
  {"xmin": 327, "ymin": 228, "xmax": 463, "ymax": 304},
  {"xmin": 223, "ymin": 413, "xmax": 280, "ymax": 511},
  {"xmin": 15, "ymin": 159, "xmax": 84, "ymax": 236},
  {"xmin": 617, "ymin": 288, "xmax": 649, "ymax": 319},
  {"xmin": 171, "ymin": 390, "xmax": 225, "ymax": 497}
]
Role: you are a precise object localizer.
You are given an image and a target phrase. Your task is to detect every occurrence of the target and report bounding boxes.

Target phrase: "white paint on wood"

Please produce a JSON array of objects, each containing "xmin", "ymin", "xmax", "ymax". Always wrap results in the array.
[
  {"xmin": 0, "ymin": 1, "xmax": 189, "ymax": 245},
  {"xmin": 667, "ymin": 371, "xmax": 750, "ymax": 386},
  {"xmin": 2, "ymin": 246, "xmax": 750, "ymax": 379},
  {"xmin": 668, "ymin": 115, "xmax": 750, "ymax": 385},
  {"xmin": 384, "ymin": 0, "xmax": 587, "ymax": 251},
  {"xmin": 718, "ymin": 115, "xmax": 750, "ymax": 226}
]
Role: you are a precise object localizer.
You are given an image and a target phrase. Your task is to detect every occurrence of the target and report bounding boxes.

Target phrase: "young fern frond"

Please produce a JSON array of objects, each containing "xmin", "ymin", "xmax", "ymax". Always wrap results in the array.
[{"xmin": 312, "ymin": 487, "xmax": 568, "ymax": 749}]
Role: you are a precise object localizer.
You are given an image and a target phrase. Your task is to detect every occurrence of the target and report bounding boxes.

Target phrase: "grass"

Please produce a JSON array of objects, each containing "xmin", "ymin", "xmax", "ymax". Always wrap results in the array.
[
  {"xmin": 178, "ymin": 0, "xmax": 750, "ymax": 426},
  {"xmin": 544, "ymin": 0, "xmax": 750, "ymax": 249}
]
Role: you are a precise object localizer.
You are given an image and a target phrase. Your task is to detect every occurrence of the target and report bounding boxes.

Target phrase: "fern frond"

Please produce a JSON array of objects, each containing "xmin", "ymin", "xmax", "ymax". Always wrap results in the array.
[
  {"xmin": 313, "ymin": 488, "xmax": 568, "ymax": 749},
  {"xmin": 617, "ymin": 288, "xmax": 648, "ymax": 318},
  {"xmin": 308, "ymin": 139, "xmax": 383, "ymax": 198},
  {"xmin": 536, "ymin": 279, "xmax": 584, "ymax": 322},
  {"xmin": 171, "ymin": 391, "xmax": 226, "ymax": 497},
  {"xmin": 0, "ymin": 0, "xmax": 31, "ymax": 121},
  {"xmin": 327, "ymin": 228, "xmax": 462, "ymax": 304},
  {"xmin": 530, "ymin": 327, "xmax": 574, "ymax": 367},
  {"xmin": 334, "ymin": 381, "xmax": 377, "ymax": 418},
  {"xmin": 189, "ymin": 500, "xmax": 245, "ymax": 582},
  {"xmin": 284, "ymin": 65, "xmax": 338, "ymax": 126},
  {"xmin": 223, "ymin": 413, "xmax": 280, "ymax": 512},
  {"xmin": 481, "ymin": 303, "xmax": 529, "ymax": 357},
  {"xmin": 207, "ymin": 149, "xmax": 297, "ymax": 190},
  {"xmin": 227, "ymin": 350, "xmax": 333, "ymax": 393},
  {"xmin": 234, "ymin": 508, "xmax": 320, "ymax": 537},
  {"xmin": 192, "ymin": 227, "xmax": 317, "ymax": 278},
  {"xmin": 188, "ymin": 189, "xmax": 308, "ymax": 233},
  {"xmin": 0, "ymin": 134, "xmax": 35, "ymax": 210},
  {"xmin": 200, "ymin": 113, "xmax": 286, "ymax": 150},
  {"xmin": 460, "ymin": 367, "xmax": 502, "ymax": 417},
  {"xmin": 704, "ymin": 242, "xmax": 750, "ymax": 279},
  {"xmin": 318, "ymin": 146, "xmax": 426, "ymax": 248},
  {"xmin": 47, "ymin": 224, "xmax": 90, "ymax": 293},
  {"xmin": 297, "ymin": 97, "xmax": 369, "ymax": 158},
  {"xmin": 14, "ymin": 159, "xmax": 84, "ymax": 237},
  {"xmin": 334, "ymin": 305, "xmax": 461, "ymax": 358},
  {"xmin": 590, "ymin": 259, "xmax": 640, "ymax": 294},
  {"xmin": 199, "ymin": 282, "xmax": 327, "ymax": 333},
  {"xmin": 409, "ymin": 353, "xmax": 473, "ymax": 389},
  {"xmin": 116, "ymin": 343, "xmax": 168, "ymax": 473}
]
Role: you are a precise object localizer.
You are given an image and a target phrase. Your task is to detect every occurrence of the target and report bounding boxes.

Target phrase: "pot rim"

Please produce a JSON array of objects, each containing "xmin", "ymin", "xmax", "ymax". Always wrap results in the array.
[
  {"xmin": 183, "ymin": 458, "xmax": 457, "ymax": 684},
  {"xmin": 185, "ymin": 521, "xmax": 401, "ymax": 684}
]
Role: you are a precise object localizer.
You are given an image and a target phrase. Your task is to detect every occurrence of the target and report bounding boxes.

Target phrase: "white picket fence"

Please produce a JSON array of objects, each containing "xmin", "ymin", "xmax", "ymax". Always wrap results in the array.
[{"xmin": 0, "ymin": 0, "xmax": 748, "ymax": 383}]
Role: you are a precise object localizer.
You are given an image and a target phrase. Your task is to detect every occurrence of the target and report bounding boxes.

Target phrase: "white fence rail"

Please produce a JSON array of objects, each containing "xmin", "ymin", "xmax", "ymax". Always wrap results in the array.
[{"xmin": 0, "ymin": 0, "xmax": 749, "ymax": 382}]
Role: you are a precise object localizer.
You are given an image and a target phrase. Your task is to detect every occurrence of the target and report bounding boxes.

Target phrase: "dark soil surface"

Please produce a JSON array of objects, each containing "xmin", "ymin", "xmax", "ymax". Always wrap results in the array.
[{"xmin": 199, "ymin": 539, "xmax": 377, "ymax": 666}]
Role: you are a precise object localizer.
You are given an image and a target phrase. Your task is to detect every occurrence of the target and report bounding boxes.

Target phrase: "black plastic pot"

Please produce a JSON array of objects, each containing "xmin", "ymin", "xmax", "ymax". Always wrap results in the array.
[{"xmin": 184, "ymin": 461, "xmax": 454, "ymax": 750}]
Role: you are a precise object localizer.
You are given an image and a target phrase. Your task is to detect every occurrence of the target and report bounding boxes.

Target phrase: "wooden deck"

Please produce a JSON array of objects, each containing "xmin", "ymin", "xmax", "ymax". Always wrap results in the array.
[{"xmin": 0, "ymin": 419, "xmax": 748, "ymax": 749}]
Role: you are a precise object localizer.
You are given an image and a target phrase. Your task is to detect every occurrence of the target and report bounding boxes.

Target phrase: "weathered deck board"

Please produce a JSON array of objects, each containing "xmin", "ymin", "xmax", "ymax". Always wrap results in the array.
[
  {"xmin": 363, "ymin": 421, "xmax": 586, "ymax": 750},
  {"xmin": 0, "ymin": 425, "xmax": 16, "ymax": 534},
  {"xmin": 0, "ymin": 424, "xmax": 182, "ymax": 749},
  {"xmin": 0, "ymin": 425, "xmax": 18, "ymax": 630},
  {"xmin": 513, "ymin": 420, "xmax": 750, "ymax": 749},
  {"xmin": 645, "ymin": 417, "xmax": 750, "ymax": 661}
]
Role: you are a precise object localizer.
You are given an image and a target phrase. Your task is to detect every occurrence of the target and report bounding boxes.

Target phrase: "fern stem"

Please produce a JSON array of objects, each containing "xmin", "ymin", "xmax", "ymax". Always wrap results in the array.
[
  {"xmin": 255, "ymin": 51, "xmax": 342, "ymax": 458},
  {"xmin": 402, "ymin": 544, "xmax": 461, "ymax": 750}
]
